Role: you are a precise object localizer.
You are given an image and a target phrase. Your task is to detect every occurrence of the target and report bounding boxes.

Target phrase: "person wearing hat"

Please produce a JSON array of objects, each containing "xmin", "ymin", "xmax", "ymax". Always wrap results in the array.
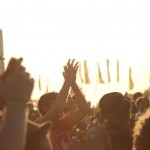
[{"xmin": 97, "ymin": 92, "xmax": 132, "ymax": 150}]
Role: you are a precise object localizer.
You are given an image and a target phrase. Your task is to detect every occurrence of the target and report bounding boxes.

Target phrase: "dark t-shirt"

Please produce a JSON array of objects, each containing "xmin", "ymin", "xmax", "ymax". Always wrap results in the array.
[{"xmin": 111, "ymin": 131, "xmax": 132, "ymax": 150}]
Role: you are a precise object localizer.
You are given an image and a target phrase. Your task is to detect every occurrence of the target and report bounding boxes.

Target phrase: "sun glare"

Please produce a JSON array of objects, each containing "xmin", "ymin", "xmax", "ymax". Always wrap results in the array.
[{"xmin": 0, "ymin": 0, "xmax": 150, "ymax": 106}]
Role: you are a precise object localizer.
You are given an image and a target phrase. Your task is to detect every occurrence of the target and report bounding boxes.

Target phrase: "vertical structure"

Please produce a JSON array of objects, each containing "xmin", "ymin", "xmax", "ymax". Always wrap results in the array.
[
  {"xmin": 129, "ymin": 67, "xmax": 134, "ymax": 90},
  {"xmin": 97, "ymin": 62, "xmax": 104, "ymax": 83},
  {"xmin": 84, "ymin": 60, "xmax": 91, "ymax": 84},
  {"xmin": 106, "ymin": 59, "xmax": 111, "ymax": 82},
  {"xmin": 0, "ymin": 29, "xmax": 5, "ymax": 75}
]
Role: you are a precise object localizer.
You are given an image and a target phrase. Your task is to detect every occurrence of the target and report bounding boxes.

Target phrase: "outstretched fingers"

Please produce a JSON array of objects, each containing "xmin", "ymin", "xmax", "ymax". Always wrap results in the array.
[
  {"xmin": 70, "ymin": 59, "xmax": 75, "ymax": 66},
  {"xmin": 74, "ymin": 61, "xmax": 79, "ymax": 71},
  {"xmin": 67, "ymin": 59, "xmax": 71, "ymax": 66}
]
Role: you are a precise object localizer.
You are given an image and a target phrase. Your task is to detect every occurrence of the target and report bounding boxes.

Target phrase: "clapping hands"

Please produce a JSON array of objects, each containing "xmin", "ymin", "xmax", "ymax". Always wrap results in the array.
[
  {"xmin": 63, "ymin": 59, "xmax": 78, "ymax": 84},
  {"xmin": 0, "ymin": 57, "xmax": 34, "ymax": 103}
]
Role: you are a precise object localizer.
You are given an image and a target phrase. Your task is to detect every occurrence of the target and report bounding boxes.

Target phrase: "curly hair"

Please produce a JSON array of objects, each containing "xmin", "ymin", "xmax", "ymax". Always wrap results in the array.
[{"xmin": 132, "ymin": 108, "xmax": 150, "ymax": 150}]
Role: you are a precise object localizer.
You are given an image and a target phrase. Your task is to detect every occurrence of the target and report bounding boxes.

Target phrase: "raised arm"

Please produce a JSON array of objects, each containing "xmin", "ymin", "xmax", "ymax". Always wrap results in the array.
[
  {"xmin": 56, "ymin": 59, "xmax": 90, "ymax": 128},
  {"xmin": 0, "ymin": 57, "xmax": 34, "ymax": 150},
  {"xmin": 36, "ymin": 59, "xmax": 78, "ymax": 124},
  {"xmin": 63, "ymin": 72, "xmax": 90, "ymax": 128}
]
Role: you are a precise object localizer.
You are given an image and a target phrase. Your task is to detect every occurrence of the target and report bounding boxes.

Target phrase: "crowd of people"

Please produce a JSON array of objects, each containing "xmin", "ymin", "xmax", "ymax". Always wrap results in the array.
[{"xmin": 0, "ymin": 57, "xmax": 150, "ymax": 150}]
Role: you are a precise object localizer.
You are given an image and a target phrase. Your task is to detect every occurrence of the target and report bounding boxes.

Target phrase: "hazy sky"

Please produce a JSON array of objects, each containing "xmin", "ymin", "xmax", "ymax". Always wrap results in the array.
[{"xmin": 0, "ymin": 0, "xmax": 150, "ymax": 105}]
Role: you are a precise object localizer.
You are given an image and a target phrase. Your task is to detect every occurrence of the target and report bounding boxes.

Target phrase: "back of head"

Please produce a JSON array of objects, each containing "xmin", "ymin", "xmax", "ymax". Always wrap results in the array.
[
  {"xmin": 38, "ymin": 92, "xmax": 58, "ymax": 115},
  {"xmin": 98, "ymin": 92, "xmax": 130, "ymax": 128},
  {"xmin": 135, "ymin": 96, "xmax": 150, "ymax": 116},
  {"xmin": 133, "ymin": 92, "xmax": 143, "ymax": 102}
]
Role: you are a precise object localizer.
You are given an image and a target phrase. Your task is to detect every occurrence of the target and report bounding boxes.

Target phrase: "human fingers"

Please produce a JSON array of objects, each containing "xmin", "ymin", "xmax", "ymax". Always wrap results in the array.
[
  {"xmin": 67, "ymin": 59, "xmax": 71, "ymax": 66},
  {"xmin": 70, "ymin": 59, "xmax": 75, "ymax": 66}
]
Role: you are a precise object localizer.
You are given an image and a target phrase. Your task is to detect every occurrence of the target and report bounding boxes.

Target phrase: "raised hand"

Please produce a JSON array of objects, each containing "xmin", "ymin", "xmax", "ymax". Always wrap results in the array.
[
  {"xmin": 0, "ymin": 57, "xmax": 34, "ymax": 103},
  {"xmin": 63, "ymin": 59, "xmax": 78, "ymax": 84},
  {"xmin": 0, "ymin": 57, "xmax": 34, "ymax": 150}
]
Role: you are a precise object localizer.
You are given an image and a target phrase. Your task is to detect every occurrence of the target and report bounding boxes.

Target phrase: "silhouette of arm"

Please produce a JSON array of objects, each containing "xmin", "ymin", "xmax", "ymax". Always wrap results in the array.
[
  {"xmin": 36, "ymin": 59, "xmax": 78, "ymax": 124},
  {"xmin": 0, "ymin": 58, "xmax": 34, "ymax": 150},
  {"xmin": 64, "ymin": 81, "xmax": 90, "ymax": 128}
]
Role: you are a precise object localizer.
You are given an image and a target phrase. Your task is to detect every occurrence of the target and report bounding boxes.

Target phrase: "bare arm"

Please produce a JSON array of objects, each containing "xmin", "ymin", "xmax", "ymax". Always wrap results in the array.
[
  {"xmin": 60, "ymin": 59, "xmax": 90, "ymax": 128},
  {"xmin": 64, "ymin": 82, "xmax": 90, "ymax": 128},
  {"xmin": 72, "ymin": 82, "xmax": 90, "ymax": 114},
  {"xmin": 0, "ymin": 58, "xmax": 34, "ymax": 150},
  {"xmin": 0, "ymin": 102, "xmax": 27, "ymax": 150},
  {"xmin": 36, "ymin": 59, "xmax": 78, "ymax": 124},
  {"xmin": 36, "ymin": 80, "xmax": 71, "ymax": 123}
]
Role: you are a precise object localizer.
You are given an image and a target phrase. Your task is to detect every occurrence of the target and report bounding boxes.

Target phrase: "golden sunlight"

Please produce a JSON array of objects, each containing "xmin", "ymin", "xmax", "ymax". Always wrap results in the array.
[{"xmin": 0, "ymin": 0, "xmax": 150, "ymax": 105}]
